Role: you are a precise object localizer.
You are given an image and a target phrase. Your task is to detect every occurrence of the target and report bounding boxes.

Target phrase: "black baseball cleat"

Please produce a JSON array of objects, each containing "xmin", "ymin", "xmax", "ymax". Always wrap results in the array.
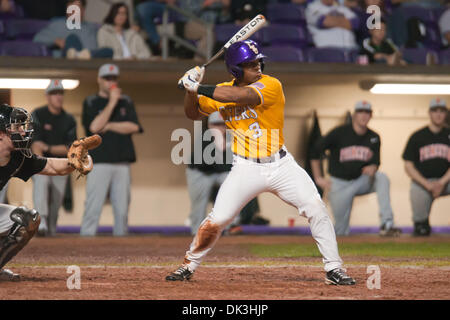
[
  {"xmin": 325, "ymin": 268, "xmax": 356, "ymax": 286},
  {"xmin": 166, "ymin": 265, "xmax": 194, "ymax": 281}
]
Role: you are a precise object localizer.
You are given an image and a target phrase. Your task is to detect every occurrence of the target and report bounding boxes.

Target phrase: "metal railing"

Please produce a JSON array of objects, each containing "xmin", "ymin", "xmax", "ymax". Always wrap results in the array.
[{"xmin": 160, "ymin": 4, "xmax": 214, "ymax": 60}]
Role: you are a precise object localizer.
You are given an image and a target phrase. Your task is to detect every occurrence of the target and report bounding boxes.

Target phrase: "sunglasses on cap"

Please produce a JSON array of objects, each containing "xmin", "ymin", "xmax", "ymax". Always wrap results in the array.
[{"xmin": 102, "ymin": 75, "xmax": 118, "ymax": 81}]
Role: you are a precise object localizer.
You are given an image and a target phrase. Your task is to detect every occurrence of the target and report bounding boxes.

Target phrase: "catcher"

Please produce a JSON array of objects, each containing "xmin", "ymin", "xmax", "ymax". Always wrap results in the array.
[{"xmin": 0, "ymin": 103, "xmax": 101, "ymax": 281}]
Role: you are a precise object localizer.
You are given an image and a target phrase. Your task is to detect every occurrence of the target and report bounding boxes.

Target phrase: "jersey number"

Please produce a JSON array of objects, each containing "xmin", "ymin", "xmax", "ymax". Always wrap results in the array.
[{"xmin": 249, "ymin": 122, "xmax": 263, "ymax": 139}]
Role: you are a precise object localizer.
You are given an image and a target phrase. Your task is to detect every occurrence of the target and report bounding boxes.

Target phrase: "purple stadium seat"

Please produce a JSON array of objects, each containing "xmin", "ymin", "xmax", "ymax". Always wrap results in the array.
[
  {"xmin": 261, "ymin": 24, "xmax": 308, "ymax": 49},
  {"xmin": 439, "ymin": 48, "xmax": 450, "ymax": 64},
  {"xmin": 424, "ymin": 23, "xmax": 442, "ymax": 50},
  {"xmin": 400, "ymin": 5, "xmax": 436, "ymax": 23},
  {"xmin": 4, "ymin": 19, "xmax": 49, "ymax": 40},
  {"xmin": 401, "ymin": 48, "xmax": 439, "ymax": 65},
  {"xmin": 266, "ymin": 3, "xmax": 306, "ymax": 26},
  {"xmin": 214, "ymin": 23, "xmax": 262, "ymax": 44},
  {"xmin": 263, "ymin": 46, "xmax": 305, "ymax": 62},
  {"xmin": 306, "ymin": 47, "xmax": 357, "ymax": 63},
  {"xmin": 0, "ymin": 40, "xmax": 49, "ymax": 57}
]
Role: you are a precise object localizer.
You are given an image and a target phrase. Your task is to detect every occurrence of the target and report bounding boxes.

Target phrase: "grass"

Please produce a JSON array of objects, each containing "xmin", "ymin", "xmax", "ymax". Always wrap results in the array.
[{"xmin": 248, "ymin": 242, "xmax": 450, "ymax": 259}]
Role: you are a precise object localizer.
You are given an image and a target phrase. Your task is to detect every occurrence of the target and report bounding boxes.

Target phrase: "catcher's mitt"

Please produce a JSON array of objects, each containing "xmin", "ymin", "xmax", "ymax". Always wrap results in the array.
[{"xmin": 67, "ymin": 134, "xmax": 102, "ymax": 177}]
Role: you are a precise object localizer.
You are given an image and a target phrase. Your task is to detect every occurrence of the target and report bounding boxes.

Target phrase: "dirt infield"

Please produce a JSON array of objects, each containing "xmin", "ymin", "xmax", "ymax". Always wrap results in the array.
[{"xmin": 0, "ymin": 234, "xmax": 449, "ymax": 300}]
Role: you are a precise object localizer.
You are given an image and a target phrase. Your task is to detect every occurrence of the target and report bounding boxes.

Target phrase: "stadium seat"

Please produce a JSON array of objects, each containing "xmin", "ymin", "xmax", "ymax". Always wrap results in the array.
[
  {"xmin": 423, "ymin": 23, "xmax": 443, "ymax": 50},
  {"xmin": 438, "ymin": 48, "xmax": 450, "ymax": 65},
  {"xmin": 261, "ymin": 24, "xmax": 309, "ymax": 49},
  {"xmin": 263, "ymin": 46, "xmax": 305, "ymax": 62},
  {"xmin": 0, "ymin": 40, "xmax": 49, "ymax": 57},
  {"xmin": 306, "ymin": 47, "xmax": 357, "ymax": 63},
  {"xmin": 4, "ymin": 19, "xmax": 49, "ymax": 40},
  {"xmin": 266, "ymin": 3, "xmax": 306, "ymax": 26},
  {"xmin": 401, "ymin": 48, "xmax": 439, "ymax": 65},
  {"xmin": 399, "ymin": 5, "xmax": 436, "ymax": 23},
  {"xmin": 214, "ymin": 23, "xmax": 263, "ymax": 44},
  {"xmin": 0, "ymin": 21, "xmax": 4, "ymax": 40}
]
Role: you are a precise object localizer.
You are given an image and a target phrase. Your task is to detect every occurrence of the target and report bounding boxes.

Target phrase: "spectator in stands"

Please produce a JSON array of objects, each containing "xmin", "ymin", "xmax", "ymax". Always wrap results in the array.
[
  {"xmin": 360, "ymin": 19, "xmax": 407, "ymax": 64},
  {"xmin": 402, "ymin": 98, "xmax": 450, "ymax": 236},
  {"xmin": 305, "ymin": 0, "xmax": 360, "ymax": 49},
  {"xmin": 15, "ymin": 0, "xmax": 67, "ymax": 20},
  {"xmin": 230, "ymin": 0, "xmax": 266, "ymax": 25},
  {"xmin": 310, "ymin": 100, "xmax": 401, "ymax": 237},
  {"xmin": 98, "ymin": 2, "xmax": 152, "ymax": 60},
  {"xmin": 31, "ymin": 80, "xmax": 77, "ymax": 237},
  {"xmin": 439, "ymin": 4, "xmax": 450, "ymax": 48},
  {"xmin": 135, "ymin": 0, "xmax": 177, "ymax": 55},
  {"xmin": 177, "ymin": 0, "xmax": 229, "ymax": 60},
  {"xmin": 33, "ymin": 0, "xmax": 113, "ymax": 59},
  {"xmin": 0, "ymin": 0, "xmax": 16, "ymax": 17},
  {"xmin": 80, "ymin": 64, "xmax": 143, "ymax": 237},
  {"xmin": 350, "ymin": 0, "xmax": 389, "ymax": 44}
]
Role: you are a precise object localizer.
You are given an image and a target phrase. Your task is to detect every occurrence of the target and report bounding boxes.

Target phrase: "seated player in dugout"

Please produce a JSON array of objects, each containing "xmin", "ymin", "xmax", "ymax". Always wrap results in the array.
[
  {"xmin": 167, "ymin": 40, "xmax": 356, "ymax": 286},
  {"xmin": 310, "ymin": 101, "xmax": 402, "ymax": 237},
  {"xmin": 0, "ymin": 103, "xmax": 100, "ymax": 281},
  {"xmin": 402, "ymin": 98, "xmax": 450, "ymax": 236}
]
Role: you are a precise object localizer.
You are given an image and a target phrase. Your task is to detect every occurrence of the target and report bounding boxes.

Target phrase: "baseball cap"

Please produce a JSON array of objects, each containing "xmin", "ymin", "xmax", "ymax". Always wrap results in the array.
[
  {"xmin": 429, "ymin": 98, "xmax": 447, "ymax": 110},
  {"xmin": 46, "ymin": 79, "xmax": 64, "ymax": 94},
  {"xmin": 208, "ymin": 111, "xmax": 225, "ymax": 125},
  {"xmin": 98, "ymin": 64, "xmax": 120, "ymax": 78},
  {"xmin": 354, "ymin": 100, "xmax": 372, "ymax": 112}
]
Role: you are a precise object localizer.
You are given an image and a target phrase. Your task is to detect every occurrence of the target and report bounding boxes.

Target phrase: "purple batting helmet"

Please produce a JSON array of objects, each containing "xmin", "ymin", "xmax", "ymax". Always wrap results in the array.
[{"xmin": 224, "ymin": 40, "xmax": 266, "ymax": 79}]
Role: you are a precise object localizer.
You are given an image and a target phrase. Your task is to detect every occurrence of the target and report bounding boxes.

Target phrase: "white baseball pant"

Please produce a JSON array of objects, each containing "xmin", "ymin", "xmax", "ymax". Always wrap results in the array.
[{"xmin": 183, "ymin": 147, "xmax": 343, "ymax": 272}]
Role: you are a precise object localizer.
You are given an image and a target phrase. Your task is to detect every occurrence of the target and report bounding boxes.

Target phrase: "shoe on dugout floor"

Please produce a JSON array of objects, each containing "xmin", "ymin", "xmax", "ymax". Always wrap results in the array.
[
  {"xmin": 0, "ymin": 269, "xmax": 20, "ymax": 282},
  {"xmin": 165, "ymin": 265, "xmax": 194, "ymax": 281},
  {"xmin": 325, "ymin": 268, "xmax": 356, "ymax": 286},
  {"xmin": 379, "ymin": 224, "xmax": 402, "ymax": 237}
]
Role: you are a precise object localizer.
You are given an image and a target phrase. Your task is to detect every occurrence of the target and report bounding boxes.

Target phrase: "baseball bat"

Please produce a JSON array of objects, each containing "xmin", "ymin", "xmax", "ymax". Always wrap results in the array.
[{"xmin": 178, "ymin": 14, "xmax": 267, "ymax": 89}]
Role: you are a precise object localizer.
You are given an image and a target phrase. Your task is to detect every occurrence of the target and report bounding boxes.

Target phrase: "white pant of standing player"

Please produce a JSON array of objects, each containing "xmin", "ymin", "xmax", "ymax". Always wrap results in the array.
[{"xmin": 184, "ymin": 147, "xmax": 343, "ymax": 272}]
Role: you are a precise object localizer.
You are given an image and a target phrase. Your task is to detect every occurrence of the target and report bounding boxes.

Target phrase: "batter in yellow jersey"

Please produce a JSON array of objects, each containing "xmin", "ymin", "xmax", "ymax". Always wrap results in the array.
[
  {"xmin": 198, "ymin": 74, "xmax": 285, "ymax": 158},
  {"xmin": 167, "ymin": 40, "xmax": 356, "ymax": 286}
]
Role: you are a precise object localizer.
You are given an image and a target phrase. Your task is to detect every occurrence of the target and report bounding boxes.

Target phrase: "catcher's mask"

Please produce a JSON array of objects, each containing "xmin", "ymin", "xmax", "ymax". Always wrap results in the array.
[{"xmin": 0, "ymin": 104, "xmax": 34, "ymax": 158}]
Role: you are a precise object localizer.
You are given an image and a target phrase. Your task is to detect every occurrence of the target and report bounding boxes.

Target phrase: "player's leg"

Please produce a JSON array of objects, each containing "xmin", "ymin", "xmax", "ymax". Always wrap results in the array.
[
  {"xmin": 80, "ymin": 164, "xmax": 112, "ymax": 236},
  {"xmin": 186, "ymin": 168, "xmax": 216, "ymax": 235},
  {"xmin": 167, "ymin": 159, "xmax": 267, "ymax": 280},
  {"xmin": 0, "ymin": 205, "xmax": 40, "ymax": 281},
  {"xmin": 47, "ymin": 175, "xmax": 68, "ymax": 236},
  {"xmin": 327, "ymin": 177, "xmax": 357, "ymax": 236},
  {"xmin": 410, "ymin": 180, "xmax": 433, "ymax": 236},
  {"xmin": 364, "ymin": 172, "xmax": 400, "ymax": 235},
  {"xmin": 269, "ymin": 154, "xmax": 355, "ymax": 285},
  {"xmin": 32, "ymin": 174, "xmax": 50, "ymax": 236},
  {"xmin": 109, "ymin": 164, "xmax": 131, "ymax": 236}
]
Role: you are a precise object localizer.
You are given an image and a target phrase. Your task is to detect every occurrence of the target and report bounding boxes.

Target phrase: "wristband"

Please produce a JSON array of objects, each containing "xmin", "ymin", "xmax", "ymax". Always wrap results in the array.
[{"xmin": 197, "ymin": 85, "xmax": 216, "ymax": 99}]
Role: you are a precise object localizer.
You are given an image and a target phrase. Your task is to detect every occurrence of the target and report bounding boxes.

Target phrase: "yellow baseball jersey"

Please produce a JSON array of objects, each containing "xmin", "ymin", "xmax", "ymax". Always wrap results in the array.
[{"xmin": 198, "ymin": 74, "xmax": 285, "ymax": 158}]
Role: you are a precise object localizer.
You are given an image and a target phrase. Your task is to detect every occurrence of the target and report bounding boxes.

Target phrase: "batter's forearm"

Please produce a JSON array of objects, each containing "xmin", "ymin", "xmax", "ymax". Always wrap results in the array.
[{"xmin": 212, "ymin": 86, "xmax": 260, "ymax": 106}]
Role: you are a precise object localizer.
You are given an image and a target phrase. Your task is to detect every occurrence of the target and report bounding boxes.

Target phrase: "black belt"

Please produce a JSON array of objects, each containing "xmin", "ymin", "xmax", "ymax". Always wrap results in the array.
[{"xmin": 240, "ymin": 148, "xmax": 287, "ymax": 163}]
